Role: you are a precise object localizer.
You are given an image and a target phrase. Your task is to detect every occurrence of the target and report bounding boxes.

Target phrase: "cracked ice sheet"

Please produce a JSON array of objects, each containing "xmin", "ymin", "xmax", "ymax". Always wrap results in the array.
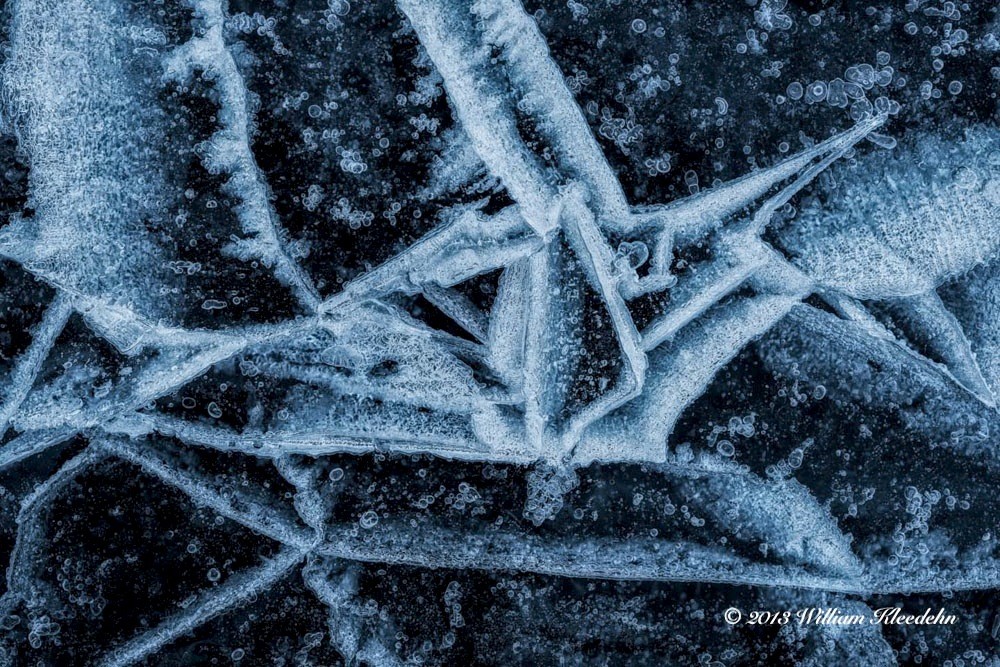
[{"xmin": 1, "ymin": 0, "xmax": 1000, "ymax": 664}]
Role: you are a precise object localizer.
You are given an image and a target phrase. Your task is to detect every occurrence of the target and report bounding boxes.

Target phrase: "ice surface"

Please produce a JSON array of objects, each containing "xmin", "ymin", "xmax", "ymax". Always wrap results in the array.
[
  {"xmin": 163, "ymin": 0, "xmax": 321, "ymax": 312},
  {"xmin": 0, "ymin": 0, "xmax": 998, "ymax": 663}
]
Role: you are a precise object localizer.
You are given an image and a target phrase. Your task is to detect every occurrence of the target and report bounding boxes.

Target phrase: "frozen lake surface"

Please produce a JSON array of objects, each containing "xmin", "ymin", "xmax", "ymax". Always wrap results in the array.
[{"xmin": 0, "ymin": 0, "xmax": 997, "ymax": 664}]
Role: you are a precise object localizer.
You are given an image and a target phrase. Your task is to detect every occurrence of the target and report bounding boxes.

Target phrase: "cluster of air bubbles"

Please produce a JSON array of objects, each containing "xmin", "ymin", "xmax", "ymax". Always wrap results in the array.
[
  {"xmin": 166, "ymin": 260, "xmax": 202, "ymax": 275},
  {"xmin": 783, "ymin": 53, "xmax": 901, "ymax": 120},
  {"xmin": 761, "ymin": 60, "xmax": 784, "ymax": 79},
  {"xmin": 765, "ymin": 438, "xmax": 814, "ymax": 479},
  {"xmin": 226, "ymin": 9, "xmax": 288, "ymax": 55},
  {"xmin": 735, "ymin": 29, "xmax": 767, "ymax": 56},
  {"xmin": 238, "ymin": 359, "xmax": 260, "ymax": 377},
  {"xmin": 321, "ymin": 0, "xmax": 351, "ymax": 30},
  {"xmin": 705, "ymin": 414, "xmax": 757, "ymax": 457},
  {"xmin": 628, "ymin": 64, "xmax": 671, "ymax": 100},
  {"xmin": 302, "ymin": 184, "xmax": 325, "ymax": 212},
  {"xmin": 887, "ymin": 486, "xmax": 951, "ymax": 569},
  {"xmin": 754, "ymin": 0, "xmax": 793, "ymax": 33},
  {"xmin": 777, "ymin": 379, "xmax": 824, "ymax": 407},
  {"xmin": 409, "ymin": 113, "xmax": 441, "ymax": 136},
  {"xmin": 336, "ymin": 147, "xmax": 368, "ymax": 174},
  {"xmin": 592, "ymin": 105, "xmax": 644, "ymax": 154},
  {"xmin": 523, "ymin": 466, "xmax": 579, "ymax": 526},
  {"xmin": 401, "ymin": 66, "xmax": 445, "ymax": 107},
  {"xmin": 365, "ymin": 135, "xmax": 392, "ymax": 161},
  {"xmin": 566, "ymin": 0, "xmax": 589, "ymax": 22},
  {"xmin": 57, "ymin": 558, "xmax": 106, "ymax": 618},
  {"xmin": 665, "ymin": 449, "xmax": 712, "ymax": 525},
  {"xmin": 280, "ymin": 90, "xmax": 311, "ymax": 112},
  {"xmin": 934, "ymin": 22, "xmax": 969, "ymax": 56},
  {"xmin": 832, "ymin": 480, "xmax": 871, "ymax": 520},
  {"xmin": 227, "ymin": 11, "xmax": 275, "ymax": 33},
  {"xmin": 27, "ymin": 614, "xmax": 60, "ymax": 650},
  {"xmin": 302, "ymin": 127, "xmax": 320, "ymax": 151},
  {"xmin": 300, "ymin": 127, "xmax": 336, "ymax": 153},
  {"xmin": 329, "ymin": 198, "xmax": 374, "ymax": 230},
  {"xmin": 643, "ymin": 152, "xmax": 672, "ymax": 176},
  {"xmin": 412, "ymin": 491, "xmax": 439, "ymax": 510},
  {"xmin": 381, "ymin": 200, "xmax": 405, "ymax": 225},
  {"xmin": 564, "ymin": 68, "xmax": 592, "ymax": 94},
  {"xmin": 444, "ymin": 581, "xmax": 465, "ymax": 628},
  {"xmin": 898, "ymin": 3, "xmax": 976, "ymax": 101},
  {"xmin": 449, "ymin": 481, "xmax": 482, "ymax": 513},
  {"xmin": 481, "ymin": 465, "xmax": 509, "ymax": 481}
]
